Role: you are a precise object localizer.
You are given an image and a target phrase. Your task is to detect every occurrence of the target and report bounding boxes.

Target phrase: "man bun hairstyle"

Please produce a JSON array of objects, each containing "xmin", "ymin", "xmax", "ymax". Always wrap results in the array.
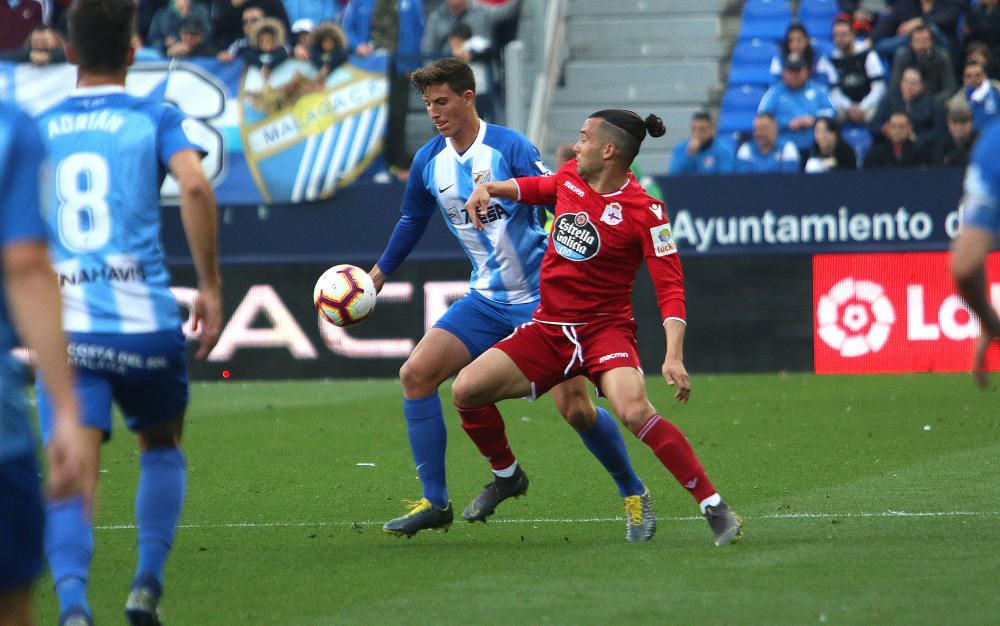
[
  {"xmin": 411, "ymin": 57, "xmax": 476, "ymax": 96},
  {"xmin": 590, "ymin": 109, "xmax": 665, "ymax": 164},
  {"xmin": 69, "ymin": 0, "xmax": 136, "ymax": 74}
]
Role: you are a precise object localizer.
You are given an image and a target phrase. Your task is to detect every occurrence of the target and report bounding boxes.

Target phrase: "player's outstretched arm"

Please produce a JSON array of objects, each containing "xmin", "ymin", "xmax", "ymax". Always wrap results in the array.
[
  {"xmin": 3, "ymin": 241, "xmax": 89, "ymax": 501},
  {"xmin": 464, "ymin": 179, "xmax": 520, "ymax": 230},
  {"xmin": 951, "ymin": 227, "xmax": 1000, "ymax": 388},
  {"xmin": 171, "ymin": 149, "xmax": 223, "ymax": 360},
  {"xmin": 661, "ymin": 318, "xmax": 691, "ymax": 403}
]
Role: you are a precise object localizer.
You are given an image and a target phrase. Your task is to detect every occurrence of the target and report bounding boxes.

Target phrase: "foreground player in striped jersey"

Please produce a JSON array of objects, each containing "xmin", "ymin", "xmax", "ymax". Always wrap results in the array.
[
  {"xmin": 35, "ymin": 1, "xmax": 222, "ymax": 623},
  {"xmin": 952, "ymin": 118, "xmax": 1000, "ymax": 388},
  {"xmin": 457, "ymin": 110, "xmax": 743, "ymax": 546},
  {"xmin": 371, "ymin": 58, "xmax": 654, "ymax": 540},
  {"xmin": 0, "ymin": 101, "xmax": 87, "ymax": 626}
]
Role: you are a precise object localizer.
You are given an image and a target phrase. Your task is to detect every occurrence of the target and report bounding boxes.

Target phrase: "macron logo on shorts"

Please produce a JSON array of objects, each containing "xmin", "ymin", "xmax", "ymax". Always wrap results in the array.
[{"xmin": 598, "ymin": 351, "xmax": 629, "ymax": 364}]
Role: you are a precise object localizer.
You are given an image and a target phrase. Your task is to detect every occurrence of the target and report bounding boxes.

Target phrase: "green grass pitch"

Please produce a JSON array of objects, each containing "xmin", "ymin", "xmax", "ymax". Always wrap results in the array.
[{"xmin": 33, "ymin": 373, "xmax": 1000, "ymax": 624}]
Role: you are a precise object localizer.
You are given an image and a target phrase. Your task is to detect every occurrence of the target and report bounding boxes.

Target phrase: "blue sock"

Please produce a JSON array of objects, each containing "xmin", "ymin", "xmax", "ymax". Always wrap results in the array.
[
  {"xmin": 45, "ymin": 495, "xmax": 93, "ymax": 616},
  {"xmin": 578, "ymin": 407, "xmax": 645, "ymax": 497},
  {"xmin": 134, "ymin": 447, "xmax": 186, "ymax": 588},
  {"xmin": 404, "ymin": 395, "xmax": 448, "ymax": 508}
]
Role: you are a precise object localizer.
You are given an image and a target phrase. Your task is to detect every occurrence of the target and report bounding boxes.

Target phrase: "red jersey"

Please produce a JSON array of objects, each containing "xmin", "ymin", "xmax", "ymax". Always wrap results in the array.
[{"xmin": 514, "ymin": 159, "xmax": 685, "ymax": 325}]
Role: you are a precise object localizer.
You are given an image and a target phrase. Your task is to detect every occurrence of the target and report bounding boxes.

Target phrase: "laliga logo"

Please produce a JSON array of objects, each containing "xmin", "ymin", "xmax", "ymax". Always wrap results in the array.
[{"xmin": 816, "ymin": 278, "xmax": 896, "ymax": 357}]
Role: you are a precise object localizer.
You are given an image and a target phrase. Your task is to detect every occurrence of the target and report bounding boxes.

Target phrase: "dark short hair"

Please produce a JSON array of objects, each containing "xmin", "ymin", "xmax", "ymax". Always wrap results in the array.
[
  {"xmin": 691, "ymin": 110, "xmax": 712, "ymax": 123},
  {"xmin": 411, "ymin": 57, "xmax": 476, "ymax": 96},
  {"xmin": 910, "ymin": 23, "xmax": 931, "ymax": 39},
  {"xmin": 589, "ymin": 109, "xmax": 665, "ymax": 165},
  {"xmin": 69, "ymin": 0, "xmax": 136, "ymax": 74}
]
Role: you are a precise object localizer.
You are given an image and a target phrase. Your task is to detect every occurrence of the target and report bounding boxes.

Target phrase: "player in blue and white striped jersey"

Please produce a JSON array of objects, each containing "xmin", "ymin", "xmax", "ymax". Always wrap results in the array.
[
  {"xmin": 371, "ymin": 58, "xmax": 653, "ymax": 540},
  {"xmin": 0, "ymin": 100, "xmax": 87, "ymax": 626},
  {"xmin": 33, "ymin": 1, "xmax": 222, "ymax": 624},
  {"xmin": 952, "ymin": 117, "xmax": 1000, "ymax": 389}
]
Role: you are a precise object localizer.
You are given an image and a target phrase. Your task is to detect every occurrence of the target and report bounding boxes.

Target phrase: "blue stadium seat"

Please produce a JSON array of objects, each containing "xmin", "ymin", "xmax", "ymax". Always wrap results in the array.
[
  {"xmin": 798, "ymin": 0, "xmax": 839, "ymax": 40},
  {"xmin": 841, "ymin": 125, "xmax": 872, "ymax": 168},
  {"xmin": 739, "ymin": 0, "xmax": 792, "ymax": 41},
  {"xmin": 729, "ymin": 39, "xmax": 780, "ymax": 86},
  {"xmin": 718, "ymin": 84, "xmax": 766, "ymax": 138}
]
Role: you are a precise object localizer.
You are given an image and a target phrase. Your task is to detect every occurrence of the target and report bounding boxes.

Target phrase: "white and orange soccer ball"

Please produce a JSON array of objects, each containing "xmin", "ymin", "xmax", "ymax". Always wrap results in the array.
[{"xmin": 313, "ymin": 264, "xmax": 377, "ymax": 327}]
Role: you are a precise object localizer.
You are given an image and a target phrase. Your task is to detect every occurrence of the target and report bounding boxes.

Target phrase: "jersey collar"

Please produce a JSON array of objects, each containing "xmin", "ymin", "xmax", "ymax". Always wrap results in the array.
[
  {"xmin": 445, "ymin": 118, "xmax": 487, "ymax": 163},
  {"xmin": 600, "ymin": 172, "xmax": 632, "ymax": 198},
  {"xmin": 69, "ymin": 85, "xmax": 127, "ymax": 97}
]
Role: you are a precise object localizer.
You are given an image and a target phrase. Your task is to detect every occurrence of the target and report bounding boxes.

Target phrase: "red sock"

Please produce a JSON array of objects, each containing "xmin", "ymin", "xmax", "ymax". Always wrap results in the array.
[
  {"xmin": 636, "ymin": 414, "xmax": 716, "ymax": 503},
  {"xmin": 457, "ymin": 404, "xmax": 516, "ymax": 471}
]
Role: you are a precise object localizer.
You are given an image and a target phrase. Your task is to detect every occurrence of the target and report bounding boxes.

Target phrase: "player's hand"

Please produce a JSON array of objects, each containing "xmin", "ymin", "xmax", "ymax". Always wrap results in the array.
[
  {"xmin": 662, "ymin": 357, "xmax": 691, "ymax": 403},
  {"xmin": 192, "ymin": 286, "xmax": 223, "ymax": 360},
  {"xmin": 369, "ymin": 265, "xmax": 387, "ymax": 294},
  {"xmin": 464, "ymin": 186, "xmax": 492, "ymax": 231},
  {"xmin": 46, "ymin": 417, "xmax": 94, "ymax": 504}
]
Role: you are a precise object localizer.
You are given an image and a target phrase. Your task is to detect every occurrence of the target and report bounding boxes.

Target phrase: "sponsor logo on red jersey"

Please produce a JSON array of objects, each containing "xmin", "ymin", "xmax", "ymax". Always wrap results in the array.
[
  {"xmin": 649, "ymin": 224, "xmax": 677, "ymax": 256},
  {"xmin": 552, "ymin": 212, "xmax": 600, "ymax": 261}
]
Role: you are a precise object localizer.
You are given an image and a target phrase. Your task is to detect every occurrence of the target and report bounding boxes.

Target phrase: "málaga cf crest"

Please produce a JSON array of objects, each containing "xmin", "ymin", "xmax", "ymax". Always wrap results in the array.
[{"xmin": 240, "ymin": 60, "xmax": 388, "ymax": 203}]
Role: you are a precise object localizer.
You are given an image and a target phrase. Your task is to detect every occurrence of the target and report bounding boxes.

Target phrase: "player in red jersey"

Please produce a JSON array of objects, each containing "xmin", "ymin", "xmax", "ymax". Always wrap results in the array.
[{"xmin": 454, "ymin": 109, "xmax": 742, "ymax": 545}]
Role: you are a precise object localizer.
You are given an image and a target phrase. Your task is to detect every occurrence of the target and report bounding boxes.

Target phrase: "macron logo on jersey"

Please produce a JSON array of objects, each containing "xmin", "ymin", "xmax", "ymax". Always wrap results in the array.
[
  {"xmin": 563, "ymin": 180, "xmax": 585, "ymax": 197},
  {"xmin": 649, "ymin": 203, "xmax": 664, "ymax": 220}
]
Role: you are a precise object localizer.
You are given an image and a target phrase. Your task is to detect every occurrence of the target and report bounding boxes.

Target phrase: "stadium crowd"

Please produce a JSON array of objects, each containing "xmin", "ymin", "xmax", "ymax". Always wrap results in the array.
[{"xmin": 679, "ymin": 0, "xmax": 1000, "ymax": 175}]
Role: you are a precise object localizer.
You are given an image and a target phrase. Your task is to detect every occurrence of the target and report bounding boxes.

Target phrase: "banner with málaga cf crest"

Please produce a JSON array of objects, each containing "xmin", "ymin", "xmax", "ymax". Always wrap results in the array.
[{"xmin": 0, "ymin": 55, "xmax": 390, "ymax": 206}]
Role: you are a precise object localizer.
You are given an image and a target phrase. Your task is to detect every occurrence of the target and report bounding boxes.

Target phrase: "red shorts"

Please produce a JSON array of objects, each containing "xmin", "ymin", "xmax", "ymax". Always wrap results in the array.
[{"xmin": 495, "ymin": 317, "xmax": 642, "ymax": 398}]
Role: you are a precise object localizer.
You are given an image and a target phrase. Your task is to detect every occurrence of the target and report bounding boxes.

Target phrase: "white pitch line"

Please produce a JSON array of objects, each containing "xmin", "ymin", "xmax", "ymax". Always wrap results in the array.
[{"xmin": 92, "ymin": 510, "xmax": 1000, "ymax": 531}]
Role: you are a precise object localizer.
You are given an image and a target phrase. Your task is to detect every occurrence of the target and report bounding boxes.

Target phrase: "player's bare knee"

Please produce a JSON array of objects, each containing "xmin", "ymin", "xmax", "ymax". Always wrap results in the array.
[
  {"xmin": 138, "ymin": 415, "xmax": 184, "ymax": 451},
  {"xmin": 399, "ymin": 356, "xmax": 448, "ymax": 398},
  {"xmin": 560, "ymin": 402, "xmax": 596, "ymax": 432},
  {"xmin": 451, "ymin": 369, "xmax": 485, "ymax": 408}
]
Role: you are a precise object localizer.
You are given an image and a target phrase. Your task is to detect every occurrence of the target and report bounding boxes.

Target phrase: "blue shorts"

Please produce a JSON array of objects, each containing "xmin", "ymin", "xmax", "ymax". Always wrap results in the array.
[
  {"xmin": 433, "ymin": 291, "xmax": 539, "ymax": 358},
  {"xmin": 962, "ymin": 200, "xmax": 1000, "ymax": 235},
  {"xmin": 37, "ymin": 330, "xmax": 189, "ymax": 444},
  {"xmin": 0, "ymin": 453, "xmax": 45, "ymax": 592}
]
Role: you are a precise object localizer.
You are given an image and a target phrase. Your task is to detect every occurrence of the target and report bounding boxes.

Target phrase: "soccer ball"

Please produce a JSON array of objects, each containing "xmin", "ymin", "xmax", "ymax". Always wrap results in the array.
[{"xmin": 313, "ymin": 264, "xmax": 377, "ymax": 327}]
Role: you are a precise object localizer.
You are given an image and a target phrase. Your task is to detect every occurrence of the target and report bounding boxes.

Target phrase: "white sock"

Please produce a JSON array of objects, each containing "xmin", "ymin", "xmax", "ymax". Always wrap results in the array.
[
  {"xmin": 699, "ymin": 493, "xmax": 722, "ymax": 514},
  {"xmin": 492, "ymin": 461, "xmax": 518, "ymax": 478}
]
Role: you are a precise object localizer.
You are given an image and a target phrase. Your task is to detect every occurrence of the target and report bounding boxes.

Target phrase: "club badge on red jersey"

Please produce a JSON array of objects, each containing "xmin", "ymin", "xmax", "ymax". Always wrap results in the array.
[
  {"xmin": 649, "ymin": 223, "xmax": 677, "ymax": 256},
  {"xmin": 600, "ymin": 202, "xmax": 623, "ymax": 226},
  {"xmin": 553, "ymin": 212, "xmax": 600, "ymax": 261}
]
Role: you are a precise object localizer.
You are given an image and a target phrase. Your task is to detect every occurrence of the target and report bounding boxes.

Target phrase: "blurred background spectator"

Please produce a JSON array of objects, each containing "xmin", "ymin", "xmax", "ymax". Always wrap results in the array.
[
  {"xmin": 309, "ymin": 20, "xmax": 349, "ymax": 82},
  {"xmin": 421, "ymin": 0, "xmax": 519, "ymax": 60},
  {"xmin": 0, "ymin": 25, "xmax": 65, "ymax": 65},
  {"xmin": 148, "ymin": 0, "xmax": 212, "ymax": 55},
  {"xmin": 166, "ymin": 15, "xmax": 216, "ymax": 57},
  {"xmin": 446, "ymin": 21, "xmax": 495, "ymax": 119},
  {"xmin": 929, "ymin": 105, "xmax": 977, "ymax": 165},
  {"xmin": 803, "ymin": 117, "xmax": 858, "ymax": 172},
  {"xmin": 870, "ymin": 66, "xmax": 944, "ymax": 150},
  {"xmin": 291, "ymin": 17, "xmax": 313, "ymax": 59},
  {"xmin": 964, "ymin": 42, "xmax": 999, "ymax": 81},
  {"xmin": 211, "ymin": 0, "xmax": 289, "ymax": 52},
  {"xmin": 217, "ymin": 4, "xmax": 264, "ymax": 62},
  {"xmin": 888, "ymin": 24, "xmax": 956, "ymax": 104},
  {"xmin": 759, "ymin": 54, "xmax": 836, "ymax": 152},
  {"xmin": 735, "ymin": 113, "xmax": 802, "ymax": 173},
  {"xmin": 769, "ymin": 22, "xmax": 825, "ymax": 85},
  {"xmin": 872, "ymin": 0, "xmax": 963, "ymax": 61},
  {"xmin": 964, "ymin": 0, "xmax": 1000, "ymax": 77},
  {"xmin": 820, "ymin": 16, "xmax": 885, "ymax": 125},
  {"xmin": 283, "ymin": 0, "xmax": 346, "ymax": 24},
  {"xmin": 863, "ymin": 111, "xmax": 930, "ymax": 168},
  {"xmin": 947, "ymin": 60, "xmax": 1000, "ymax": 131},
  {"xmin": 0, "ymin": 0, "xmax": 46, "ymax": 52},
  {"xmin": 669, "ymin": 111, "xmax": 735, "ymax": 175},
  {"xmin": 241, "ymin": 17, "xmax": 288, "ymax": 80},
  {"xmin": 342, "ymin": 0, "xmax": 426, "ymax": 181}
]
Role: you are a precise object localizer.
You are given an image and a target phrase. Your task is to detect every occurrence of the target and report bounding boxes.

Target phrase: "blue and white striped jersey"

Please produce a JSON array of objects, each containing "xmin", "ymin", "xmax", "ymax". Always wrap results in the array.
[
  {"xmin": 36, "ymin": 86, "xmax": 203, "ymax": 334},
  {"xmin": 0, "ymin": 101, "xmax": 49, "ymax": 461},
  {"xmin": 397, "ymin": 122, "xmax": 550, "ymax": 304},
  {"xmin": 961, "ymin": 118, "xmax": 1000, "ymax": 234}
]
